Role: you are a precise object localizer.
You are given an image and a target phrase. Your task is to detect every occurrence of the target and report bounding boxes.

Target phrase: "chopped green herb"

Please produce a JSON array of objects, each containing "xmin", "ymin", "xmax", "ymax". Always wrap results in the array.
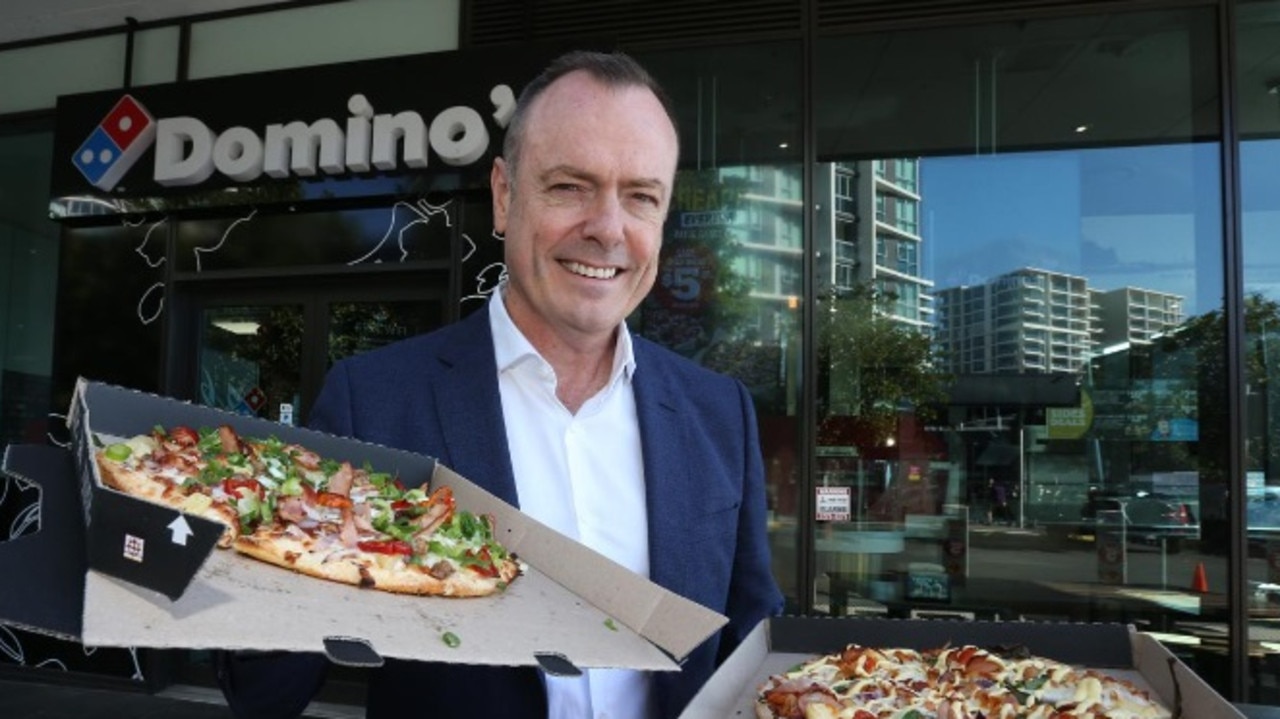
[
  {"xmin": 441, "ymin": 631, "xmax": 460, "ymax": 648},
  {"xmin": 198, "ymin": 461, "xmax": 234, "ymax": 486},
  {"xmin": 196, "ymin": 427, "xmax": 223, "ymax": 457},
  {"xmin": 604, "ymin": 618, "xmax": 618, "ymax": 631},
  {"xmin": 1021, "ymin": 675, "xmax": 1048, "ymax": 691}
]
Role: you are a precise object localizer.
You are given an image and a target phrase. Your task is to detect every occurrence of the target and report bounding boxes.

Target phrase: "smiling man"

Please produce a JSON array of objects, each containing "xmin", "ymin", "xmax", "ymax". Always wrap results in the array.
[
  {"xmin": 219, "ymin": 50, "xmax": 783, "ymax": 719},
  {"xmin": 492, "ymin": 58, "xmax": 677, "ymax": 412}
]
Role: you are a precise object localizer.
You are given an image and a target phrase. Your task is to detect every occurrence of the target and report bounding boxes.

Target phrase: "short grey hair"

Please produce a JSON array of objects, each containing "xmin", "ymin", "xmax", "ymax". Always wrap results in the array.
[{"xmin": 501, "ymin": 50, "xmax": 679, "ymax": 180}]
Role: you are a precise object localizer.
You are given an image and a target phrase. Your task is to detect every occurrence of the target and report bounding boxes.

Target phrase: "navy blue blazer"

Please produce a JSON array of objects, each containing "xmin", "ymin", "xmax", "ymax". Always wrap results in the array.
[{"xmin": 220, "ymin": 307, "xmax": 783, "ymax": 719}]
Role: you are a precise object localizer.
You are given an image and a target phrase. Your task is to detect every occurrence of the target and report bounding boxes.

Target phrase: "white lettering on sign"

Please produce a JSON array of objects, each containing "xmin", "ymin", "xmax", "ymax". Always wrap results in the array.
[
  {"xmin": 153, "ymin": 89, "xmax": 513, "ymax": 187},
  {"xmin": 815, "ymin": 486, "xmax": 852, "ymax": 522}
]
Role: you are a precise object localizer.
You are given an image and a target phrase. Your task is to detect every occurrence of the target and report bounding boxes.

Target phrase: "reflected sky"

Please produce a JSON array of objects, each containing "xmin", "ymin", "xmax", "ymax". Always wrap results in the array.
[
  {"xmin": 1243, "ymin": 139, "xmax": 1280, "ymax": 301},
  {"xmin": 924, "ymin": 142, "xmax": 1221, "ymax": 315}
]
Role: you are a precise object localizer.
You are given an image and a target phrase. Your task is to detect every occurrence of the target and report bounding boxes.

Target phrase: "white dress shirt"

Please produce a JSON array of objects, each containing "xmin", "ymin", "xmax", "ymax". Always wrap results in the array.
[{"xmin": 488, "ymin": 288, "xmax": 653, "ymax": 719}]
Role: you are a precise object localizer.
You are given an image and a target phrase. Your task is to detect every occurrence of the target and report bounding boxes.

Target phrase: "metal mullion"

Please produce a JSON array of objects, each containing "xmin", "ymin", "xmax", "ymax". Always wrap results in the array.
[
  {"xmin": 1217, "ymin": 0, "xmax": 1248, "ymax": 703},
  {"xmin": 799, "ymin": 0, "xmax": 819, "ymax": 616}
]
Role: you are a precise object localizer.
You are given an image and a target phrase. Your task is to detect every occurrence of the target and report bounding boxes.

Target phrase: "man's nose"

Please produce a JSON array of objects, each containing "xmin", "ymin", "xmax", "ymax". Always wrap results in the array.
[{"xmin": 582, "ymin": 192, "xmax": 625, "ymax": 246}]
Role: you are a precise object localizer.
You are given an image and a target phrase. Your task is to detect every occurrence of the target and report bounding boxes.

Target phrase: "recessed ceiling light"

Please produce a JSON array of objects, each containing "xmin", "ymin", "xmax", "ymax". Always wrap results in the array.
[
  {"xmin": 1075, "ymin": 124, "xmax": 1090, "ymax": 133},
  {"xmin": 213, "ymin": 320, "xmax": 260, "ymax": 335},
  {"xmin": 779, "ymin": 142, "xmax": 789, "ymax": 149}
]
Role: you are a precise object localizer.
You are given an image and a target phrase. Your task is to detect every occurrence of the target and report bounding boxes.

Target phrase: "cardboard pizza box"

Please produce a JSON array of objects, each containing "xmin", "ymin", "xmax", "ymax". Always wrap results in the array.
[
  {"xmin": 680, "ymin": 616, "xmax": 1247, "ymax": 718},
  {"xmin": 0, "ymin": 378, "xmax": 726, "ymax": 673}
]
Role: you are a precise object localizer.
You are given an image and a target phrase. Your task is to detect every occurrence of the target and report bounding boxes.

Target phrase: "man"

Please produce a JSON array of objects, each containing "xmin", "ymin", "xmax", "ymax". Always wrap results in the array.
[{"xmin": 219, "ymin": 49, "xmax": 783, "ymax": 719}]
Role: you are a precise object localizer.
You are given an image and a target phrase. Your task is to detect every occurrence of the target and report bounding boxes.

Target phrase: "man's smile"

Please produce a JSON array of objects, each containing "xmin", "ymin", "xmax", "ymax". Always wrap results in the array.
[{"xmin": 561, "ymin": 259, "xmax": 620, "ymax": 280}]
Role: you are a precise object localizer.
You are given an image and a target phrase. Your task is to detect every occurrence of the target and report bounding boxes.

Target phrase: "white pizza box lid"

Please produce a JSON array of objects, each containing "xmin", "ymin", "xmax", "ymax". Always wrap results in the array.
[
  {"xmin": 680, "ymin": 616, "xmax": 1246, "ymax": 718},
  {"xmin": 0, "ymin": 378, "xmax": 727, "ymax": 672}
]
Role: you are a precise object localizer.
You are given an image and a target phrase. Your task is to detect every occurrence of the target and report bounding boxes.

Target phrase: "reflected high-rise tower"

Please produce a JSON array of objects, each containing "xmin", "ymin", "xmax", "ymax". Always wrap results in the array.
[{"xmin": 818, "ymin": 159, "xmax": 933, "ymax": 330}]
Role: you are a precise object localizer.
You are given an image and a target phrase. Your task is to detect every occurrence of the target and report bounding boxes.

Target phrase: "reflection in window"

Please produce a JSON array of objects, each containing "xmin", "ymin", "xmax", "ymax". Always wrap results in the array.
[
  {"xmin": 639, "ymin": 164, "xmax": 804, "ymax": 420},
  {"xmin": 813, "ymin": 6, "xmax": 1229, "ymax": 685},
  {"xmin": 1240, "ymin": 1, "xmax": 1280, "ymax": 687}
]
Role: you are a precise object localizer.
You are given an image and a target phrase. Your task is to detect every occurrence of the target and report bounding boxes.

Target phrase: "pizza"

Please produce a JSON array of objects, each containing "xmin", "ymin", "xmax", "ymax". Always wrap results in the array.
[
  {"xmin": 94, "ymin": 423, "xmax": 521, "ymax": 597},
  {"xmin": 756, "ymin": 643, "xmax": 1172, "ymax": 719}
]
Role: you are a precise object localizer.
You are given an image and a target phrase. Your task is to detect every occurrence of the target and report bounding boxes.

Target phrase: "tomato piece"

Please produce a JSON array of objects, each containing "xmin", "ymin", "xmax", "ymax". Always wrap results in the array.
[
  {"xmin": 466, "ymin": 545, "xmax": 499, "ymax": 577},
  {"xmin": 357, "ymin": 539, "xmax": 413, "ymax": 556},
  {"xmin": 222, "ymin": 477, "xmax": 263, "ymax": 499},
  {"xmin": 168, "ymin": 426, "xmax": 199, "ymax": 446},
  {"xmin": 316, "ymin": 491, "xmax": 352, "ymax": 509},
  {"xmin": 390, "ymin": 499, "xmax": 413, "ymax": 511}
]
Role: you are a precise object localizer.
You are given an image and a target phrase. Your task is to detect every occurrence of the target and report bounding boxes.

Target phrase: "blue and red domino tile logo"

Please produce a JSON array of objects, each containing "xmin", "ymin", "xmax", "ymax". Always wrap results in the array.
[{"xmin": 72, "ymin": 95, "xmax": 156, "ymax": 191}]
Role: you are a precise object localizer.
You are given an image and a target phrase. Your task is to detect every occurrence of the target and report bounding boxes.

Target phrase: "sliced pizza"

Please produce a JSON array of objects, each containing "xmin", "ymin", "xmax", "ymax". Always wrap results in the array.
[
  {"xmin": 757, "ymin": 643, "xmax": 1172, "ymax": 719},
  {"xmin": 95, "ymin": 424, "xmax": 522, "ymax": 597}
]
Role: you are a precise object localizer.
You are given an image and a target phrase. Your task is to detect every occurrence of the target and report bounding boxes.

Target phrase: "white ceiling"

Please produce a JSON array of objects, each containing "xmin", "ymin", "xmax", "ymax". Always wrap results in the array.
[{"xmin": 0, "ymin": 0, "xmax": 286, "ymax": 46}]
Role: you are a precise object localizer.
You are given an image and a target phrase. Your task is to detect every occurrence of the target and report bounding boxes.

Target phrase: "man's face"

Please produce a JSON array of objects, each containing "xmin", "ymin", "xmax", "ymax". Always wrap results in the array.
[{"xmin": 492, "ymin": 70, "xmax": 678, "ymax": 347}]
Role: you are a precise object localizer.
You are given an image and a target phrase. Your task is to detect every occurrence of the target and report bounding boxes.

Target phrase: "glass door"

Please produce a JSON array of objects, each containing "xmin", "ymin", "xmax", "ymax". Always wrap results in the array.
[
  {"xmin": 168, "ymin": 274, "xmax": 446, "ymax": 701},
  {"xmin": 198, "ymin": 303, "xmax": 304, "ymax": 423},
  {"xmin": 179, "ymin": 276, "xmax": 446, "ymax": 426}
]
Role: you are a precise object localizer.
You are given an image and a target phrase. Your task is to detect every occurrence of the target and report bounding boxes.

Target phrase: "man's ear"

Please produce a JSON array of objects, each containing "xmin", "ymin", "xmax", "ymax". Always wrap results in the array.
[{"xmin": 491, "ymin": 158, "xmax": 511, "ymax": 234}]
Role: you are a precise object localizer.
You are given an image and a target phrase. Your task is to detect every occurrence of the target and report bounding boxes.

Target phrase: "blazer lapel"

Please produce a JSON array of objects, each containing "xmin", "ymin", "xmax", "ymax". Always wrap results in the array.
[
  {"xmin": 430, "ymin": 309, "xmax": 521, "ymax": 507},
  {"xmin": 633, "ymin": 340, "xmax": 695, "ymax": 597}
]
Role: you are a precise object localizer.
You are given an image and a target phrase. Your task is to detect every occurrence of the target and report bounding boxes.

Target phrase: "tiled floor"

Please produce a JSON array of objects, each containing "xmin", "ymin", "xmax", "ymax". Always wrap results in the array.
[{"xmin": 0, "ymin": 678, "xmax": 362, "ymax": 719}]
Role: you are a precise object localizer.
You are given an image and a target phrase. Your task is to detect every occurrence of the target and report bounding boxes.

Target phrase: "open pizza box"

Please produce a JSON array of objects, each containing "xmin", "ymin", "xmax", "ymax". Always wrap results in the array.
[
  {"xmin": 680, "ymin": 616, "xmax": 1245, "ymax": 718},
  {"xmin": 0, "ymin": 378, "xmax": 727, "ymax": 674}
]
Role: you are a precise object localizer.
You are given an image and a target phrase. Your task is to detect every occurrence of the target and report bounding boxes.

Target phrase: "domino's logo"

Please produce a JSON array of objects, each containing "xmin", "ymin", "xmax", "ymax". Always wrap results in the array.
[{"xmin": 72, "ymin": 95, "xmax": 156, "ymax": 191}]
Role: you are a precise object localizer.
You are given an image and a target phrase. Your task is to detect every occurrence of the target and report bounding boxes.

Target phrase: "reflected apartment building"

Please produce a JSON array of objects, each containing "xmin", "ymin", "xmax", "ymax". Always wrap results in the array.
[{"xmin": 935, "ymin": 269, "xmax": 1185, "ymax": 376}]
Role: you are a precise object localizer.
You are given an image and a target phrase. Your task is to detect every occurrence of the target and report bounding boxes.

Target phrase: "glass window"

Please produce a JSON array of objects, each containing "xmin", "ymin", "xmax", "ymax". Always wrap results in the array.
[
  {"xmin": 1239, "ymin": 2, "xmax": 1280, "ymax": 703},
  {"xmin": 814, "ymin": 7, "xmax": 1228, "ymax": 688},
  {"xmin": 174, "ymin": 203, "xmax": 454, "ymax": 274},
  {"xmin": 0, "ymin": 130, "xmax": 58, "ymax": 446},
  {"xmin": 637, "ymin": 42, "xmax": 804, "ymax": 607},
  {"xmin": 0, "ymin": 37, "xmax": 126, "ymax": 114},
  {"xmin": 188, "ymin": 0, "xmax": 459, "ymax": 79}
]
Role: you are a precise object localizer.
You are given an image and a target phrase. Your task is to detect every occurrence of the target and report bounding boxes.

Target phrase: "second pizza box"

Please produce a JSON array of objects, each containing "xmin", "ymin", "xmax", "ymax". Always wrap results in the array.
[
  {"xmin": 0, "ymin": 378, "xmax": 727, "ymax": 672},
  {"xmin": 680, "ymin": 616, "xmax": 1246, "ymax": 718}
]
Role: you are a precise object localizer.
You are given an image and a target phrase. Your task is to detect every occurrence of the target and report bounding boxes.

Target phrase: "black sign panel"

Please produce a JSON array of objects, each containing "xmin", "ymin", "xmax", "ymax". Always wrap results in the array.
[{"xmin": 50, "ymin": 44, "xmax": 570, "ymax": 218}]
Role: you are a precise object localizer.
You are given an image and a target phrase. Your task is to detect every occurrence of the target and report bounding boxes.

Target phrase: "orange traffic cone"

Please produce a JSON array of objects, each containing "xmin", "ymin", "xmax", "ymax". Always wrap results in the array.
[{"xmin": 1191, "ymin": 562, "xmax": 1209, "ymax": 593}]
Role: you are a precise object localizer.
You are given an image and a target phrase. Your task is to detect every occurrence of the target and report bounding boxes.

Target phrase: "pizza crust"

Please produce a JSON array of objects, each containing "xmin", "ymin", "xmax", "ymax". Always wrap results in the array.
[
  {"xmin": 96, "ymin": 455, "xmax": 238, "ymax": 547},
  {"xmin": 233, "ymin": 528, "xmax": 520, "ymax": 597}
]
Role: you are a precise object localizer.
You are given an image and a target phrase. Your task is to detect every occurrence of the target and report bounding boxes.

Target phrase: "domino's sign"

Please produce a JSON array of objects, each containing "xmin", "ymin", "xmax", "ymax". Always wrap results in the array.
[
  {"xmin": 50, "ymin": 45, "xmax": 569, "ymax": 210},
  {"xmin": 70, "ymin": 89, "xmax": 512, "ymax": 192},
  {"xmin": 73, "ymin": 95, "xmax": 156, "ymax": 191}
]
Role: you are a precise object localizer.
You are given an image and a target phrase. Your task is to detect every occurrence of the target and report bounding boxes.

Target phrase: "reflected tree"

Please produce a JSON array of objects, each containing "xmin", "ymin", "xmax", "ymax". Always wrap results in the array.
[
  {"xmin": 1161, "ymin": 293, "xmax": 1280, "ymax": 482},
  {"xmin": 817, "ymin": 285, "xmax": 950, "ymax": 450}
]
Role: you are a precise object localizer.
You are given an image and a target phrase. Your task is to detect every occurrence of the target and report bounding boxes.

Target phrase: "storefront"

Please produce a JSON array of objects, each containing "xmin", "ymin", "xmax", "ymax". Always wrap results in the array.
[{"xmin": 7, "ymin": 0, "xmax": 1280, "ymax": 710}]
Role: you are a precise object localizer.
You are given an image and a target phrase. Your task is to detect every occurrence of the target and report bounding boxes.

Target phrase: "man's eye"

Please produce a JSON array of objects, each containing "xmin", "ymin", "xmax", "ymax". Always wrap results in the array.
[{"xmin": 632, "ymin": 193, "xmax": 661, "ymax": 207}]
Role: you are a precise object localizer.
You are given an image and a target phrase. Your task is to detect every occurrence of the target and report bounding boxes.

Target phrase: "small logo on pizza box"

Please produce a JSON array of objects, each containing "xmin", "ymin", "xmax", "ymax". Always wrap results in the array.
[
  {"xmin": 123, "ymin": 533, "xmax": 146, "ymax": 563},
  {"xmin": 72, "ymin": 95, "xmax": 156, "ymax": 191}
]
